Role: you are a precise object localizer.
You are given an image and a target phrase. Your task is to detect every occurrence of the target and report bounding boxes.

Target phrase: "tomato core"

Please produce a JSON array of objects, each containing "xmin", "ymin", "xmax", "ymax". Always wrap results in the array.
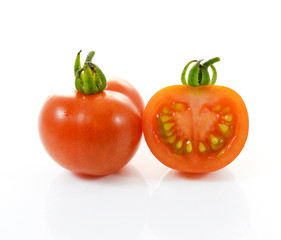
[{"xmin": 157, "ymin": 101, "xmax": 235, "ymax": 158}]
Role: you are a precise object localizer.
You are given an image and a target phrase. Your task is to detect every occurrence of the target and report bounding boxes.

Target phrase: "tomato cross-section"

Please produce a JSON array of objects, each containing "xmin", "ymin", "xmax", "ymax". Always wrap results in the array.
[{"xmin": 143, "ymin": 85, "xmax": 249, "ymax": 173}]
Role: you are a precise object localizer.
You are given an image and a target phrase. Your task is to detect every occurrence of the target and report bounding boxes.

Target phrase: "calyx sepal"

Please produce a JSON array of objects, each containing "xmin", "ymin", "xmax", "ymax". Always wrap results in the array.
[
  {"xmin": 74, "ymin": 50, "xmax": 107, "ymax": 94},
  {"xmin": 181, "ymin": 57, "xmax": 220, "ymax": 87}
]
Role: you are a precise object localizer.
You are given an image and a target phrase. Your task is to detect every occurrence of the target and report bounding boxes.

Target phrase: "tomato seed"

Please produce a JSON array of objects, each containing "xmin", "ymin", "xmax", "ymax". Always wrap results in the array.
[
  {"xmin": 222, "ymin": 114, "xmax": 233, "ymax": 122},
  {"xmin": 163, "ymin": 107, "xmax": 171, "ymax": 114},
  {"xmin": 176, "ymin": 140, "xmax": 183, "ymax": 149},
  {"xmin": 199, "ymin": 142, "xmax": 206, "ymax": 152},
  {"xmin": 186, "ymin": 141, "xmax": 192, "ymax": 153},
  {"xmin": 175, "ymin": 103, "xmax": 185, "ymax": 111},
  {"xmin": 222, "ymin": 107, "xmax": 230, "ymax": 113},
  {"xmin": 165, "ymin": 130, "xmax": 175, "ymax": 137},
  {"xmin": 219, "ymin": 124, "xmax": 229, "ymax": 133},
  {"xmin": 167, "ymin": 135, "xmax": 176, "ymax": 143},
  {"xmin": 164, "ymin": 123, "xmax": 174, "ymax": 131},
  {"xmin": 161, "ymin": 115, "xmax": 172, "ymax": 123},
  {"xmin": 210, "ymin": 135, "xmax": 219, "ymax": 144},
  {"xmin": 212, "ymin": 105, "xmax": 221, "ymax": 111}
]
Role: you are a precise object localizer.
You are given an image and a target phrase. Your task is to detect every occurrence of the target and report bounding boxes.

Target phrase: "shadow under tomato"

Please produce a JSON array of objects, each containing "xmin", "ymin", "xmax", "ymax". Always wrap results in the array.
[
  {"xmin": 72, "ymin": 163, "xmax": 142, "ymax": 180},
  {"xmin": 45, "ymin": 164, "xmax": 149, "ymax": 240},
  {"xmin": 148, "ymin": 168, "xmax": 250, "ymax": 240},
  {"xmin": 175, "ymin": 171, "xmax": 210, "ymax": 180},
  {"xmin": 173, "ymin": 168, "xmax": 236, "ymax": 181},
  {"xmin": 72, "ymin": 173, "xmax": 106, "ymax": 180}
]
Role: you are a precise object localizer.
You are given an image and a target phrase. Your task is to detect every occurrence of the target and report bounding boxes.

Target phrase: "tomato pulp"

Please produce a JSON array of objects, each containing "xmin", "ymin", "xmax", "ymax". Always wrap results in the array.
[{"xmin": 143, "ymin": 85, "xmax": 249, "ymax": 173}]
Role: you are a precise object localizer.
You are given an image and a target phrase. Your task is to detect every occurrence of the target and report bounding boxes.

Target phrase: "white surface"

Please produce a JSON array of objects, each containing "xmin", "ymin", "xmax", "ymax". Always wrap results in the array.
[{"xmin": 0, "ymin": 0, "xmax": 280, "ymax": 239}]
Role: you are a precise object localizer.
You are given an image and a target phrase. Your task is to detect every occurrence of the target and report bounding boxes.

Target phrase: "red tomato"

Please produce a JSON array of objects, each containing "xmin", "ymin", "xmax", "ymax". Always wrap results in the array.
[
  {"xmin": 39, "ymin": 51, "xmax": 143, "ymax": 176},
  {"xmin": 106, "ymin": 77, "xmax": 144, "ymax": 115},
  {"xmin": 39, "ymin": 90, "xmax": 142, "ymax": 176},
  {"xmin": 143, "ymin": 56, "xmax": 248, "ymax": 173},
  {"xmin": 143, "ymin": 85, "xmax": 249, "ymax": 173}
]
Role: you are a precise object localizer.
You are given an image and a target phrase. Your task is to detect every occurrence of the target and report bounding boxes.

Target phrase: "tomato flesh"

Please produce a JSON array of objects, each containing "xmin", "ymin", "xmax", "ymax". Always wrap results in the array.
[
  {"xmin": 143, "ymin": 85, "xmax": 249, "ymax": 173},
  {"xmin": 157, "ymin": 101, "xmax": 234, "ymax": 157}
]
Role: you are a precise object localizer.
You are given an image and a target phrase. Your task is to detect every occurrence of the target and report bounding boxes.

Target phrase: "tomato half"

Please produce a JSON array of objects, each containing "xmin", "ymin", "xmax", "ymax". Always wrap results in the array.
[
  {"xmin": 39, "ymin": 90, "xmax": 142, "ymax": 176},
  {"xmin": 143, "ymin": 85, "xmax": 249, "ymax": 173}
]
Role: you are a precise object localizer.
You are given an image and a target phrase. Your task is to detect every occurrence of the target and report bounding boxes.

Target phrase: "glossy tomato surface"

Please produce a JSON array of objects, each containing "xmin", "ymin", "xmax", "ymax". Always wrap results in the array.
[
  {"xmin": 143, "ymin": 85, "xmax": 249, "ymax": 173},
  {"xmin": 106, "ymin": 77, "xmax": 144, "ymax": 115},
  {"xmin": 39, "ymin": 90, "xmax": 142, "ymax": 176}
]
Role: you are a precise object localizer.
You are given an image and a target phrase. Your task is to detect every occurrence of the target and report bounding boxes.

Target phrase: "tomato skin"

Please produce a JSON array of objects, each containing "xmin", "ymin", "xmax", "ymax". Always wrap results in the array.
[
  {"xmin": 38, "ymin": 90, "xmax": 142, "ymax": 176},
  {"xmin": 143, "ymin": 85, "xmax": 249, "ymax": 173},
  {"xmin": 106, "ymin": 77, "xmax": 144, "ymax": 115}
]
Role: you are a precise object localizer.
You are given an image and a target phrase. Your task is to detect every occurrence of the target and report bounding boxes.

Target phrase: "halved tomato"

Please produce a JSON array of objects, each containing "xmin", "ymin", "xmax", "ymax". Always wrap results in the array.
[{"xmin": 143, "ymin": 58, "xmax": 249, "ymax": 173}]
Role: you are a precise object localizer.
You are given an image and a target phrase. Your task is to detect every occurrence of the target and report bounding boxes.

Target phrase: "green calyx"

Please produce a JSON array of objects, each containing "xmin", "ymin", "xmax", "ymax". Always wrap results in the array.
[
  {"xmin": 181, "ymin": 57, "xmax": 220, "ymax": 87},
  {"xmin": 74, "ymin": 50, "xmax": 107, "ymax": 94}
]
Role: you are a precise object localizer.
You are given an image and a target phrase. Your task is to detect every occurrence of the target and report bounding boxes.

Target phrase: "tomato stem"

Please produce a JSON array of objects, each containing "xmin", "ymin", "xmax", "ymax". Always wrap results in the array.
[
  {"xmin": 85, "ymin": 51, "xmax": 95, "ymax": 62},
  {"xmin": 74, "ymin": 50, "xmax": 107, "ymax": 94},
  {"xmin": 200, "ymin": 65, "xmax": 210, "ymax": 85},
  {"xmin": 74, "ymin": 50, "xmax": 82, "ymax": 76},
  {"xmin": 181, "ymin": 57, "xmax": 220, "ymax": 87},
  {"xmin": 188, "ymin": 60, "xmax": 202, "ymax": 87},
  {"xmin": 210, "ymin": 64, "xmax": 217, "ymax": 85},
  {"xmin": 181, "ymin": 60, "xmax": 197, "ymax": 85},
  {"xmin": 203, "ymin": 57, "xmax": 220, "ymax": 68}
]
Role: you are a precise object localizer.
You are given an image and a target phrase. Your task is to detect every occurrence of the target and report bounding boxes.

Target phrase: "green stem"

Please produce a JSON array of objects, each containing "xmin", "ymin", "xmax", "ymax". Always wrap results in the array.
[
  {"xmin": 84, "ymin": 63, "xmax": 99, "ymax": 94},
  {"xmin": 203, "ymin": 57, "xmax": 220, "ymax": 68},
  {"xmin": 200, "ymin": 65, "xmax": 210, "ymax": 85},
  {"xmin": 86, "ymin": 51, "xmax": 95, "ymax": 62},
  {"xmin": 75, "ymin": 71, "xmax": 83, "ymax": 93},
  {"xmin": 74, "ymin": 50, "xmax": 107, "ymax": 94},
  {"xmin": 188, "ymin": 60, "xmax": 202, "ymax": 87},
  {"xmin": 181, "ymin": 57, "xmax": 220, "ymax": 87},
  {"xmin": 181, "ymin": 60, "xmax": 197, "ymax": 85},
  {"xmin": 91, "ymin": 63, "xmax": 107, "ymax": 91},
  {"xmin": 74, "ymin": 50, "xmax": 82, "ymax": 76},
  {"xmin": 210, "ymin": 65, "xmax": 217, "ymax": 85}
]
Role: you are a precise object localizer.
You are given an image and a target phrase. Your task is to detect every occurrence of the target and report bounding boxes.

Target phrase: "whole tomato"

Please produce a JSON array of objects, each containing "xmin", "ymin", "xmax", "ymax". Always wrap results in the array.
[
  {"xmin": 38, "ymin": 51, "xmax": 143, "ymax": 176},
  {"xmin": 106, "ymin": 76, "xmax": 144, "ymax": 115},
  {"xmin": 143, "ymin": 58, "xmax": 249, "ymax": 173}
]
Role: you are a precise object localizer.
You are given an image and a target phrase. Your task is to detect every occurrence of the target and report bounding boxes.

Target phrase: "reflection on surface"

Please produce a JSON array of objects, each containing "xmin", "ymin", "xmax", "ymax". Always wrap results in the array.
[
  {"xmin": 45, "ymin": 165, "xmax": 149, "ymax": 240},
  {"xmin": 148, "ymin": 169, "xmax": 250, "ymax": 240}
]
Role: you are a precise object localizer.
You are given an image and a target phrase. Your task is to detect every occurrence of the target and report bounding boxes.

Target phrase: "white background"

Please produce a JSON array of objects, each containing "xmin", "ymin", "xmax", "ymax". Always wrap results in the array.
[{"xmin": 0, "ymin": 0, "xmax": 280, "ymax": 239}]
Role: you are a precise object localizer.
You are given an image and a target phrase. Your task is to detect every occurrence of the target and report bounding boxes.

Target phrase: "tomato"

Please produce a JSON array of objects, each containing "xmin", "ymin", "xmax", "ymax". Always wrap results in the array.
[
  {"xmin": 143, "ymin": 58, "xmax": 249, "ymax": 173},
  {"xmin": 38, "ymin": 50, "xmax": 142, "ymax": 176},
  {"xmin": 106, "ymin": 76, "xmax": 144, "ymax": 115},
  {"xmin": 39, "ymin": 91, "xmax": 142, "ymax": 175}
]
